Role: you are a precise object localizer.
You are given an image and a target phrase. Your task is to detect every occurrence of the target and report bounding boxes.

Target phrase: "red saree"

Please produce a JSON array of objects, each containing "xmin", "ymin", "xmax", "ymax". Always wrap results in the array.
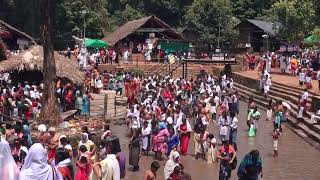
[{"xmin": 179, "ymin": 124, "xmax": 190, "ymax": 156}]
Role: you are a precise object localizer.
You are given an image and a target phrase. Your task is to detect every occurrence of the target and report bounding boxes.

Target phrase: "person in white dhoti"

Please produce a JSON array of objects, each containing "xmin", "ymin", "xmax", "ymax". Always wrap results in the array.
[
  {"xmin": 279, "ymin": 55, "xmax": 287, "ymax": 73},
  {"xmin": 311, "ymin": 109, "xmax": 320, "ymax": 124},
  {"xmin": 264, "ymin": 74, "xmax": 271, "ymax": 97},
  {"xmin": 141, "ymin": 121, "xmax": 151, "ymax": 155}
]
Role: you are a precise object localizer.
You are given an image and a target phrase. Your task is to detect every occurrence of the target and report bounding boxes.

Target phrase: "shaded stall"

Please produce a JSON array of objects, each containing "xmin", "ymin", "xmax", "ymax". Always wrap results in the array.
[
  {"xmin": 0, "ymin": 19, "xmax": 35, "ymax": 50},
  {"xmin": 102, "ymin": 15, "xmax": 186, "ymax": 63},
  {"xmin": 0, "ymin": 45, "xmax": 84, "ymax": 84}
]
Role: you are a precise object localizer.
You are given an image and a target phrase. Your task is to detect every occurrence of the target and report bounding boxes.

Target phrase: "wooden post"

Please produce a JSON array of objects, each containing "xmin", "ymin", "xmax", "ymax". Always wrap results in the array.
[
  {"xmin": 104, "ymin": 94, "xmax": 108, "ymax": 121},
  {"xmin": 114, "ymin": 95, "xmax": 116, "ymax": 117},
  {"xmin": 185, "ymin": 61, "xmax": 188, "ymax": 79},
  {"xmin": 182, "ymin": 61, "xmax": 185, "ymax": 79},
  {"xmin": 136, "ymin": 54, "xmax": 138, "ymax": 67}
]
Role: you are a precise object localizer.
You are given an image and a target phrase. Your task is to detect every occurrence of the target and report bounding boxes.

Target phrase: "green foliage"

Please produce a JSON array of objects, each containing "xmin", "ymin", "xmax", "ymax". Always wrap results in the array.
[
  {"xmin": 142, "ymin": 0, "xmax": 193, "ymax": 27},
  {"xmin": 270, "ymin": 0, "xmax": 315, "ymax": 43},
  {"xmin": 311, "ymin": 27, "xmax": 320, "ymax": 37},
  {"xmin": 3, "ymin": 0, "xmax": 320, "ymax": 49},
  {"xmin": 231, "ymin": 0, "xmax": 276, "ymax": 20},
  {"xmin": 110, "ymin": 4, "xmax": 144, "ymax": 27},
  {"xmin": 309, "ymin": 27, "xmax": 320, "ymax": 47},
  {"xmin": 184, "ymin": 0, "xmax": 239, "ymax": 48}
]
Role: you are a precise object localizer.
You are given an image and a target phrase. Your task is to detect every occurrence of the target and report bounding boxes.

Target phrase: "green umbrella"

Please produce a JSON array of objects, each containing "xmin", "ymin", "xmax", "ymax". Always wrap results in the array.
[
  {"xmin": 304, "ymin": 35, "xmax": 320, "ymax": 45},
  {"xmin": 85, "ymin": 38, "xmax": 108, "ymax": 48}
]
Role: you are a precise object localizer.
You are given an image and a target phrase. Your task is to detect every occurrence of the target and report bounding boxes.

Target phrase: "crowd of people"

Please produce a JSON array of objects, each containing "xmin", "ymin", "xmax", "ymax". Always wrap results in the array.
[
  {"xmin": 0, "ymin": 66, "xmax": 271, "ymax": 180},
  {"xmin": 124, "ymin": 70, "xmax": 266, "ymax": 180},
  {"xmin": 245, "ymin": 50, "xmax": 320, "ymax": 126},
  {"xmin": 0, "ymin": 72, "xmax": 96, "ymax": 122},
  {"xmin": 245, "ymin": 50, "xmax": 320, "ymax": 91}
]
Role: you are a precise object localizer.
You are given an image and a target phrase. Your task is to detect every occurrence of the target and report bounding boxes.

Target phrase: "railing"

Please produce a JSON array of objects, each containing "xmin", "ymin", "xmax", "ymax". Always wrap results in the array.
[
  {"xmin": 146, "ymin": 63, "xmax": 166, "ymax": 76},
  {"xmin": 103, "ymin": 94, "xmax": 127, "ymax": 121},
  {"xmin": 151, "ymin": 59, "xmax": 185, "ymax": 78}
]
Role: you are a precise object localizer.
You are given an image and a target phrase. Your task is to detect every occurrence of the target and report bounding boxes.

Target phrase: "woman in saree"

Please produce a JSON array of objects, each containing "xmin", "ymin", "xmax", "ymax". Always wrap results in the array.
[
  {"xmin": 167, "ymin": 127, "xmax": 179, "ymax": 157},
  {"xmin": 78, "ymin": 133, "xmax": 96, "ymax": 160},
  {"xmin": 152, "ymin": 122, "xmax": 169, "ymax": 160},
  {"xmin": 0, "ymin": 138, "xmax": 20, "ymax": 180},
  {"xmin": 129, "ymin": 130, "xmax": 141, "ymax": 171},
  {"xmin": 20, "ymin": 143, "xmax": 63, "ymax": 180},
  {"xmin": 55, "ymin": 148, "xmax": 74, "ymax": 180},
  {"xmin": 64, "ymin": 88, "xmax": 73, "ymax": 111},
  {"xmin": 81, "ymin": 91, "xmax": 93, "ymax": 116},
  {"xmin": 179, "ymin": 117, "xmax": 192, "ymax": 156},
  {"xmin": 164, "ymin": 151, "xmax": 181, "ymax": 180},
  {"xmin": 76, "ymin": 153, "xmax": 93, "ymax": 180}
]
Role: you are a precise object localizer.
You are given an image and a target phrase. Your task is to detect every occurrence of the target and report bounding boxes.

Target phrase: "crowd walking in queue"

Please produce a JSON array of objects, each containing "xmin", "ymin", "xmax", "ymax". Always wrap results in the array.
[{"xmin": 1, "ymin": 66, "xmax": 297, "ymax": 180}]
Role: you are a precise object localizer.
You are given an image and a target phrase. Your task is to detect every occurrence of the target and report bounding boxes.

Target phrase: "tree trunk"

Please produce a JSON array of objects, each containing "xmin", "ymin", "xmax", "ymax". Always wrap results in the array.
[
  {"xmin": 40, "ymin": 0, "xmax": 61, "ymax": 126},
  {"xmin": 0, "ymin": 37, "xmax": 7, "ymax": 60}
]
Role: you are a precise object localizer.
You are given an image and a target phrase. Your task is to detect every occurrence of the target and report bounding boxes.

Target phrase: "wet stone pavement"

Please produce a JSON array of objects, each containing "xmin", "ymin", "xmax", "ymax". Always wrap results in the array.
[{"xmin": 107, "ymin": 101, "xmax": 320, "ymax": 180}]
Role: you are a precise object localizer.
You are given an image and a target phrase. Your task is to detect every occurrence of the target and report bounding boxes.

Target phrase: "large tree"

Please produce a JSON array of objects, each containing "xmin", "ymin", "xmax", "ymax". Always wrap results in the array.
[
  {"xmin": 231, "ymin": 0, "xmax": 276, "ymax": 20},
  {"xmin": 143, "ymin": 0, "xmax": 193, "ymax": 27},
  {"xmin": 40, "ymin": 0, "xmax": 61, "ymax": 126},
  {"xmin": 110, "ymin": 4, "xmax": 144, "ymax": 28},
  {"xmin": 184, "ymin": 0, "xmax": 238, "ymax": 48},
  {"xmin": 270, "ymin": 0, "xmax": 315, "ymax": 43}
]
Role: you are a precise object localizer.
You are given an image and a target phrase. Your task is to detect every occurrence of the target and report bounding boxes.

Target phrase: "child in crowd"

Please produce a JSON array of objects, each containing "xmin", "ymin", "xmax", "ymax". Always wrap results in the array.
[
  {"xmin": 298, "ymin": 68, "xmax": 305, "ymax": 87},
  {"xmin": 272, "ymin": 128, "xmax": 281, "ymax": 157},
  {"xmin": 311, "ymin": 109, "xmax": 320, "ymax": 124},
  {"xmin": 207, "ymin": 133, "xmax": 217, "ymax": 164},
  {"xmin": 195, "ymin": 128, "xmax": 208, "ymax": 160},
  {"xmin": 144, "ymin": 161, "xmax": 160, "ymax": 180},
  {"xmin": 266, "ymin": 99, "xmax": 273, "ymax": 121},
  {"xmin": 248, "ymin": 121, "xmax": 256, "ymax": 137}
]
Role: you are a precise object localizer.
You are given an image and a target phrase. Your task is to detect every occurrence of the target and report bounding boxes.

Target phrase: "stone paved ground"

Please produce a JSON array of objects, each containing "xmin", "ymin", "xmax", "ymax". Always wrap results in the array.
[{"xmin": 90, "ymin": 90, "xmax": 127, "ymax": 120}]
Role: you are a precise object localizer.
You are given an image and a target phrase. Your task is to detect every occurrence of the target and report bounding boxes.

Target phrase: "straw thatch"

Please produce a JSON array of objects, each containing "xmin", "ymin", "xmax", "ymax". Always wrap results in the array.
[
  {"xmin": 0, "ymin": 45, "xmax": 84, "ymax": 84},
  {"xmin": 102, "ymin": 15, "xmax": 183, "ymax": 45},
  {"xmin": 0, "ymin": 19, "xmax": 35, "ymax": 43}
]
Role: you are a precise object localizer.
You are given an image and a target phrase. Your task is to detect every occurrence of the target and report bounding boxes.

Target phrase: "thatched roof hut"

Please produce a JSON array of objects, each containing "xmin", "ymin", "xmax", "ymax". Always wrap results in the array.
[
  {"xmin": 0, "ymin": 45, "xmax": 84, "ymax": 84},
  {"xmin": 102, "ymin": 15, "xmax": 183, "ymax": 46}
]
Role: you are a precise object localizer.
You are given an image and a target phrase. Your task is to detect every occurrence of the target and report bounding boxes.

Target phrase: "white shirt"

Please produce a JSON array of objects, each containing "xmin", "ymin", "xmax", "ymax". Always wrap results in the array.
[
  {"xmin": 127, "ymin": 109, "xmax": 139, "ymax": 118},
  {"xmin": 266, "ymin": 77, "xmax": 272, "ymax": 86},
  {"xmin": 298, "ymin": 107, "xmax": 304, "ymax": 118},
  {"xmin": 306, "ymin": 76, "xmax": 312, "ymax": 83},
  {"xmin": 230, "ymin": 117, "xmax": 238, "ymax": 129},
  {"xmin": 299, "ymin": 73, "xmax": 305, "ymax": 82},
  {"xmin": 220, "ymin": 125, "xmax": 228, "ymax": 136},
  {"xmin": 123, "ymin": 51, "xmax": 129, "ymax": 59},
  {"xmin": 218, "ymin": 116, "xmax": 230, "ymax": 126},
  {"xmin": 105, "ymin": 154, "xmax": 121, "ymax": 180},
  {"xmin": 174, "ymin": 112, "xmax": 184, "ymax": 126},
  {"xmin": 302, "ymin": 91, "xmax": 309, "ymax": 100}
]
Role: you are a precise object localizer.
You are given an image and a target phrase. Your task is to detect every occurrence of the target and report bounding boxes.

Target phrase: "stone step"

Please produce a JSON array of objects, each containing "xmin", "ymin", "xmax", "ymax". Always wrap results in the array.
[
  {"xmin": 236, "ymin": 84, "xmax": 320, "ymax": 134},
  {"xmin": 238, "ymin": 90, "xmax": 320, "ymax": 144},
  {"xmin": 270, "ymin": 84, "xmax": 312, "ymax": 102},
  {"xmin": 234, "ymin": 83, "xmax": 312, "ymax": 116},
  {"xmin": 271, "ymin": 81, "xmax": 318, "ymax": 97}
]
